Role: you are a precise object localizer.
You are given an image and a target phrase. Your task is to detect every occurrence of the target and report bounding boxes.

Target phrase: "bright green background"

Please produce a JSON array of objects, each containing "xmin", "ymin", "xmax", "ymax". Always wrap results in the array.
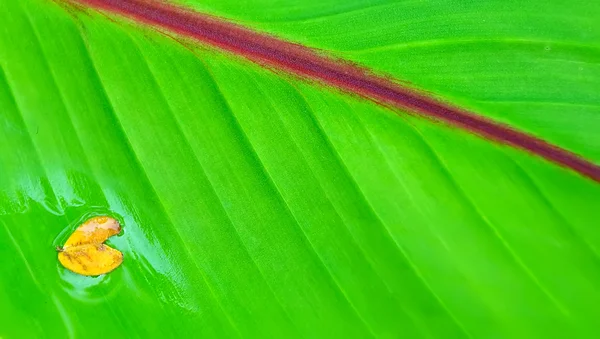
[{"xmin": 1, "ymin": 0, "xmax": 599, "ymax": 338}]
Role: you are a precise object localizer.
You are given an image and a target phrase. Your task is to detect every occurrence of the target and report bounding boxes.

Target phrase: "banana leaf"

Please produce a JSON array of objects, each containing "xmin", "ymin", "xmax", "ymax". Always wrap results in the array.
[{"xmin": 1, "ymin": 0, "xmax": 599, "ymax": 337}]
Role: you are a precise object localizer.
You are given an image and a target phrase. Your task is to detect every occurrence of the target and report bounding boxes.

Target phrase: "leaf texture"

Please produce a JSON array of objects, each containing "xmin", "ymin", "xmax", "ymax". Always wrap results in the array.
[{"xmin": 0, "ymin": 0, "xmax": 599, "ymax": 338}]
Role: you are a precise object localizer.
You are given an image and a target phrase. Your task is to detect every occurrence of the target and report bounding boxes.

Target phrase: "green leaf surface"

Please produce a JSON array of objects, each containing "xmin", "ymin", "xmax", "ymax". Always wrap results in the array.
[
  {"xmin": 180, "ymin": 0, "xmax": 600, "ymax": 163},
  {"xmin": 1, "ymin": 0, "xmax": 599, "ymax": 338}
]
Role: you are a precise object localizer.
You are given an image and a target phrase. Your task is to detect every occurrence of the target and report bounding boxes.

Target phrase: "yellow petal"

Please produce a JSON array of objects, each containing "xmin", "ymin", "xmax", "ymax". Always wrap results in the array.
[
  {"xmin": 58, "ymin": 243, "xmax": 123, "ymax": 276},
  {"xmin": 58, "ymin": 216, "xmax": 123, "ymax": 276},
  {"xmin": 63, "ymin": 216, "xmax": 121, "ymax": 247}
]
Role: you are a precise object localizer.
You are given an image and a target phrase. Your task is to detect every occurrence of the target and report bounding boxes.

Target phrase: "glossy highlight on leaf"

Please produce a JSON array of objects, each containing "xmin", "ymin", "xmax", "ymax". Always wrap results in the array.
[{"xmin": 57, "ymin": 216, "xmax": 123, "ymax": 276}]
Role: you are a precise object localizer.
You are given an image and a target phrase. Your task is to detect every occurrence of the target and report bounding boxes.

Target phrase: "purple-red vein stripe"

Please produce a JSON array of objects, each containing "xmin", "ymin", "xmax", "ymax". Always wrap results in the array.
[{"xmin": 72, "ymin": 0, "xmax": 600, "ymax": 183}]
